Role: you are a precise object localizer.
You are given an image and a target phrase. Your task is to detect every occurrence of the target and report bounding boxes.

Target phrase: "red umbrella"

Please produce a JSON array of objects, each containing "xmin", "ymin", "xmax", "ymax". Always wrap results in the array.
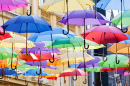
[
  {"xmin": 17, "ymin": 53, "xmax": 60, "ymax": 61},
  {"xmin": 59, "ymin": 69, "xmax": 88, "ymax": 77},
  {"xmin": 0, "ymin": 27, "xmax": 11, "ymax": 40},
  {"xmin": 81, "ymin": 25, "xmax": 128, "ymax": 62},
  {"xmin": 100, "ymin": 67, "xmax": 128, "ymax": 72}
]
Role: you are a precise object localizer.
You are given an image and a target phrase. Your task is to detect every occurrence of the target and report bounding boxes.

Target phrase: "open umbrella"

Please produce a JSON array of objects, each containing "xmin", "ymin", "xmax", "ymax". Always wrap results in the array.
[
  {"xmin": 3, "ymin": 9, "xmax": 52, "ymax": 56},
  {"xmin": 96, "ymin": 0, "xmax": 130, "ymax": 32},
  {"xmin": 0, "ymin": 0, "xmax": 29, "ymax": 35},
  {"xmin": 81, "ymin": 25, "xmax": 128, "ymax": 62},
  {"xmin": 59, "ymin": 9, "xmax": 109, "ymax": 50},
  {"xmin": 28, "ymin": 27, "xmax": 75, "ymax": 64},
  {"xmin": 1, "ymin": 33, "xmax": 35, "ymax": 70},
  {"xmin": 40, "ymin": 0, "xmax": 95, "ymax": 35}
]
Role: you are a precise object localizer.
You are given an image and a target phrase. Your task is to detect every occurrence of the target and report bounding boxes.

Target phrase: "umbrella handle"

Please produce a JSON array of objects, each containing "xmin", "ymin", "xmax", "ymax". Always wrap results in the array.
[
  {"xmin": 11, "ymin": 61, "xmax": 17, "ymax": 70},
  {"xmin": 49, "ymin": 54, "xmax": 55, "ymax": 63},
  {"xmin": 62, "ymin": 30, "xmax": 69, "ymax": 35},
  {"xmin": 72, "ymin": 71, "xmax": 77, "ymax": 81},
  {"xmin": 0, "ymin": 9, "xmax": 5, "ymax": 35},
  {"xmin": 25, "ymin": 80, "xmax": 28, "ymax": 86},
  {"xmin": 86, "ymin": 4, "xmax": 92, "ymax": 10},
  {"xmin": 121, "ymin": 28, "xmax": 128, "ymax": 33},
  {"xmin": 115, "ymin": 56, "xmax": 120, "ymax": 64},
  {"xmin": 93, "ymin": 82, "xmax": 96, "ymax": 85},
  {"xmin": 68, "ymin": 61, "xmax": 70, "ymax": 68},
  {"xmin": 83, "ymin": 78, "xmax": 87, "ymax": 84},
  {"xmin": 38, "ymin": 78, "xmax": 42, "ymax": 86},
  {"xmin": 26, "ymin": 5, "xmax": 32, "ymax": 16},
  {"xmin": 102, "ymin": 57, "xmax": 107, "ymax": 62},
  {"xmin": 36, "ymin": 67, "xmax": 42, "ymax": 75}
]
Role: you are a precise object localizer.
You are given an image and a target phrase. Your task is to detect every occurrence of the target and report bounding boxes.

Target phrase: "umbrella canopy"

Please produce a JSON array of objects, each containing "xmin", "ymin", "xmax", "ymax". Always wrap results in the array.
[
  {"xmin": 0, "ymin": 58, "xmax": 21, "ymax": 68},
  {"xmin": 24, "ymin": 61, "xmax": 57, "ymax": 69},
  {"xmin": 17, "ymin": 53, "xmax": 60, "ymax": 61},
  {"xmin": 100, "ymin": 67, "xmax": 128, "ymax": 72},
  {"xmin": 117, "ymin": 70, "xmax": 130, "ymax": 76},
  {"xmin": 98, "ymin": 54, "xmax": 128, "ymax": 68},
  {"xmin": 45, "ymin": 36, "xmax": 103, "ymax": 49},
  {"xmin": 59, "ymin": 10, "xmax": 110, "ymax": 26},
  {"xmin": 0, "ymin": 0, "xmax": 29, "ymax": 11},
  {"xmin": 23, "ymin": 69, "xmax": 48, "ymax": 76},
  {"xmin": 59, "ymin": 69, "xmax": 88, "ymax": 77},
  {"xmin": 78, "ymin": 56, "xmax": 101, "ymax": 68},
  {"xmin": 40, "ymin": 0, "xmax": 95, "ymax": 12},
  {"xmin": 0, "ymin": 67, "xmax": 16, "ymax": 76},
  {"xmin": 1, "ymin": 33, "xmax": 35, "ymax": 48},
  {"xmin": 111, "ymin": 10, "xmax": 130, "ymax": 26},
  {"xmin": 81, "ymin": 25, "xmax": 128, "ymax": 44},
  {"xmin": 59, "ymin": 51, "xmax": 94, "ymax": 63},
  {"xmin": 28, "ymin": 27, "xmax": 76, "ymax": 42},
  {"xmin": 86, "ymin": 67, "xmax": 102, "ymax": 72},
  {"xmin": 0, "ymin": 47, "xmax": 18, "ymax": 60},
  {"xmin": 3, "ymin": 15, "xmax": 52, "ymax": 33},
  {"xmin": 96, "ymin": 0, "xmax": 130, "ymax": 11},
  {"xmin": 44, "ymin": 74, "xmax": 60, "ymax": 80},
  {"xmin": 0, "ymin": 27, "xmax": 11, "ymax": 40}
]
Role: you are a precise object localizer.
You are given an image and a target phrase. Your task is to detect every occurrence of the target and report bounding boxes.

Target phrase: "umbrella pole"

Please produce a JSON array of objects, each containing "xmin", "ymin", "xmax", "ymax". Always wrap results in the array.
[
  {"xmin": 102, "ymin": 32, "xmax": 107, "ymax": 62},
  {"xmin": 83, "ymin": 48, "xmax": 87, "ymax": 84},
  {"xmin": 116, "ymin": 43, "xmax": 120, "ymax": 64},
  {"xmin": 63, "ymin": 0, "xmax": 69, "ymax": 35},
  {"xmin": 83, "ymin": 19, "xmax": 89, "ymax": 49},
  {"xmin": 49, "ymin": 34, "xmax": 55, "ymax": 63},
  {"xmin": 120, "ymin": 0, "xmax": 128, "ymax": 33},
  {"xmin": 0, "ymin": 7, "xmax": 5, "ymax": 35},
  {"xmin": 67, "ymin": 46, "xmax": 70, "ymax": 68},
  {"xmin": 11, "ymin": 43, "xmax": 16, "ymax": 70},
  {"xmin": 95, "ymin": 0, "xmax": 97, "ymax": 19},
  {"xmin": 72, "ymin": 58, "xmax": 77, "ymax": 81}
]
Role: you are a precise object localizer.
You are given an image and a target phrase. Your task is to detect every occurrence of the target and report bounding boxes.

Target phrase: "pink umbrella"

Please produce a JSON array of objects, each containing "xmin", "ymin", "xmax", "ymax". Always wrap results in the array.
[
  {"xmin": 81, "ymin": 25, "xmax": 128, "ymax": 62},
  {"xmin": 59, "ymin": 69, "xmax": 88, "ymax": 81},
  {"xmin": 0, "ymin": 0, "xmax": 29, "ymax": 35}
]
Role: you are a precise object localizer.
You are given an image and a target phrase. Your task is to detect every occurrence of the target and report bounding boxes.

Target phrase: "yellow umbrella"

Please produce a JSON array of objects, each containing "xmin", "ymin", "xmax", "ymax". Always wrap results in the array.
[
  {"xmin": 41, "ymin": 0, "xmax": 95, "ymax": 12},
  {"xmin": 107, "ymin": 43, "xmax": 130, "ymax": 53}
]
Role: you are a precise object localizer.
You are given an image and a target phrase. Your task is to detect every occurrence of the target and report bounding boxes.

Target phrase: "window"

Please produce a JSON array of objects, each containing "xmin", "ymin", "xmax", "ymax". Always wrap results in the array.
[{"xmin": 39, "ymin": 0, "xmax": 45, "ymax": 6}]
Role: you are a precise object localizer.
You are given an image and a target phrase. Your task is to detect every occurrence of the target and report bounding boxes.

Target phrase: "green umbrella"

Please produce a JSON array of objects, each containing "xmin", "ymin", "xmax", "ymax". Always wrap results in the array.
[
  {"xmin": 111, "ymin": 10, "xmax": 130, "ymax": 26},
  {"xmin": 86, "ymin": 67, "xmax": 102, "ymax": 72},
  {"xmin": 98, "ymin": 54, "xmax": 128, "ymax": 68},
  {"xmin": 0, "ymin": 47, "xmax": 18, "ymax": 60},
  {"xmin": 45, "ymin": 36, "xmax": 103, "ymax": 49}
]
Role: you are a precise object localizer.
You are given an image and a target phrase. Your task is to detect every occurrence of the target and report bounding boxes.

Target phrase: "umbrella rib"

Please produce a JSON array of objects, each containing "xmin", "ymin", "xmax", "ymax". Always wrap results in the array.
[
  {"xmin": 19, "ymin": 23, "xmax": 23, "ymax": 33},
  {"xmin": 35, "ymin": 23, "xmax": 40, "ymax": 33},
  {"xmin": 113, "ymin": 33, "xmax": 118, "ymax": 43}
]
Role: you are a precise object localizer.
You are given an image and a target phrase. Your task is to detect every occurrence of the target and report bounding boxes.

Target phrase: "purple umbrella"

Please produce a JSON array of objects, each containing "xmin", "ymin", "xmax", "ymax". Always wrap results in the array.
[
  {"xmin": 21, "ymin": 42, "xmax": 60, "ymax": 77},
  {"xmin": 59, "ymin": 10, "xmax": 110, "ymax": 50},
  {"xmin": 78, "ymin": 56, "xmax": 101, "ymax": 68},
  {"xmin": 24, "ymin": 61, "xmax": 57, "ymax": 69},
  {"xmin": 0, "ymin": 0, "xmax": 29, "ymax": 35}
]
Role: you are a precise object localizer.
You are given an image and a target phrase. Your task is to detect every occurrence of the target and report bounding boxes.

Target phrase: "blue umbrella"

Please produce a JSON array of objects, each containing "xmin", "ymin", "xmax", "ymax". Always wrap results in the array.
[
  {"xmin": 96, "ymin": 0, "xmax": 129, "ymax": 33},
  {"xmin": 3, "ymin": 14, "xmax": 52, "ymax": 55},
  {"xmin": 0, "ymin": 67, "xmax": 16, "ymax": 76},
  {"xmin": 28, "ymin": 27, "xmax": 76, "ymax": 63},
  {"xmin": 23, "ymin": 69, "xmax": 48, "ymax": 76},
  {"xmin": 96, "ymin": 0, "xmax": 130, "ymax": 11}
]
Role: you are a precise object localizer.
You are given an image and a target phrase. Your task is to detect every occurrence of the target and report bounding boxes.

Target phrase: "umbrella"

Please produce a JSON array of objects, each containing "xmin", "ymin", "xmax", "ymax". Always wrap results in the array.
[
  {"xmin": 3, "ymin": 12, "xmax": 52, "ymax": 56},
  {"xmin": 24, "ymin": 61, "xmax": 57, "ymax": 69},
  {"xmin": 1, "ymin": 33, "xmax": 35, "ymax": 70},
  {"xmin": 98, "ymin": 54, "xmax": 128, "ymax": 68},
  {"xmin": 40, "ymin": 0, "xmax": 95, "ymax": 35},
  {"xmin": 28, "ymin": 27, "xmax": 75, "ymax": 63},
  {"xmin": 100, "ymin": 67, "xmax": 128, "ymax": 72},
  {"xmin": 0, "ymin": 0, "xmax": 29, "ymax": 35},
  {"xmin": 23, "ymin": 69, "xmax": 48, "ymax": 76},
  {"xmin": 96, "ymin": 0, "xmax": 130, "ymax": 32},
  {"xmin": 59, "ymin": 9, "xmax": 109, "ymax": 50},
  {"xmin": 81, "ymin": 25, "xmax": 128, "ymax": 62},
  {"xmin": 59, "ymin": 68, "xmax": 88, "ymax": 77}
]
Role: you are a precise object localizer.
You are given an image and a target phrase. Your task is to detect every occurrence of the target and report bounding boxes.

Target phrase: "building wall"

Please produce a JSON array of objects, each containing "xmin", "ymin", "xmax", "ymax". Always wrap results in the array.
[{"xmin": 0, "ymin": 0, "xmax": 86, "ymax": 86}]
